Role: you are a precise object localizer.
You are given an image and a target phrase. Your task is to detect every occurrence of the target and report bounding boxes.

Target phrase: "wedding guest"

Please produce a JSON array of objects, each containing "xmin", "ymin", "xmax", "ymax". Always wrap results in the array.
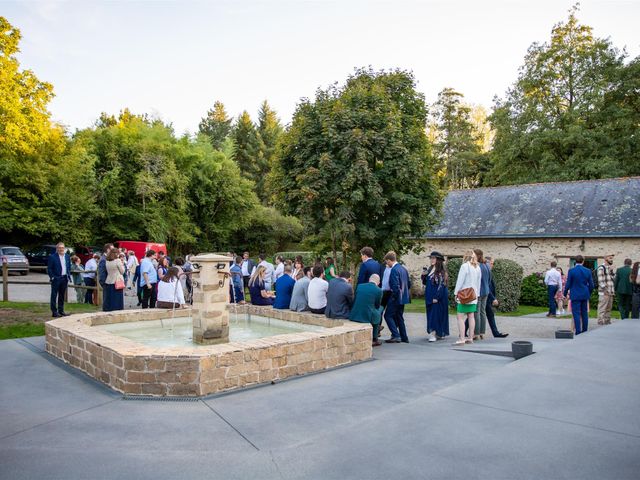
[
  {"xmin": 350, "ymin": 273, "xmax": 384, "ymax": 346},
  {"xmin": 422, "ymin": 251, "xmax": 449, "ymax": 342},
  {"xmin": 325, "ymin": 271, "xmax": 354, "ymax": 319},
  {"xmin": 324, "ymin": 257, "xmax": 338, "ymax": 281},
  {"xmin": 383, "ymin": 251, "xmax": 411, "ymax": 344},
  {"xmin": 83, "ymin": 253, "xmax": 100, "ymax": 304},
  {"xmin": 273, "ymin": 265, "xmax": 296, "ymax": 309},
  {"xmin": 631, "ymin": 262, "xmax": 640, "ymax": 319},
  {"xmin": 248, "ymin": 266, "xmax": 275, "ymax": 305},
  {"xmin": 229, "ymin": 256, "xmax": 245, "ymax": 304},
  {"xmin": 157, "ymin": 267, "xmax": 186, "ymax": 308},
  {"xmin": 308, "ymin": 265, "xmax": 329, "ymax": 314},
  {"xmin": 563, "ymin": 255, "xmax": 594, "ymax": 334},
  {"xmin": 453, "ymin": 250, "xmax": 481, "ymax": 345},
  {"xmin": 290, "ymin": 267, "xmax": 312, "ymax": 312},
  {"xmin": 104, "ymin": 248, "xmax": 125, "ymax": 312},
  {"xmin": 47, "ymin": 242, "xmax": 71, "ymax": 317},
  {"xmin": 70, "ymin": 255, "xmax": 85, "ymax": 304},
  {"xmin": 274, "ymin": 255, "xmax": 285, "ymax": 281}
]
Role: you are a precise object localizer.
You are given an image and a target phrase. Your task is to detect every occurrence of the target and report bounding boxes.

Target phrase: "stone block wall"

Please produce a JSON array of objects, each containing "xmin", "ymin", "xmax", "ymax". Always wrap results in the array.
[
  {"xmin": 45, "ymin": 306, "xmax": 372, "ymax": 397},
  {"xmin": 403, "ymin": 237, "xmax": 640, "ymax": 294}
]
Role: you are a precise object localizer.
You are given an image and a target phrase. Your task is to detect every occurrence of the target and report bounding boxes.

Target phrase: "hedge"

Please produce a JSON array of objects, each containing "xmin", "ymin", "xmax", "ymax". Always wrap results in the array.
[
  {"xmin": 446, "ymin": 258, "xmax": 523, "ymax": 312},
  {"xmin": 521, "ymin": 271, "xmax": 614, "ymax": 311}
]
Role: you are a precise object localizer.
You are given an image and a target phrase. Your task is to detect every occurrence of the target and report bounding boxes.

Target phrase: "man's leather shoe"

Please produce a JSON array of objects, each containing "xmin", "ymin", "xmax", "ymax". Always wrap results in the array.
[
  {"xmin": 496, "ymin": 333, "xmax": 509, "ymax": 338},
  {"xmin": 59, "ymin": 312, "xmax": 70, "ymax": 316},
  {"xmin": 372, "ymin": 340, "xmax": 382, "ymax": 347},
  {"xmin": 52, "ymin": 312, "xmax": 61, "ymax": 318},
  {"xmin": 401, "ymin": 339, "xmax": 410, "ymax": 343},
  {"xmin": 384, "ymin": 338, "xmax": 401, "ymax": 343}
]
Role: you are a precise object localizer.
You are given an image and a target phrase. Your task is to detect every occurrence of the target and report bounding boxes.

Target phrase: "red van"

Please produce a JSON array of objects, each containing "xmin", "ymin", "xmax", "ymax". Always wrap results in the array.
[{"xmin": 113, "ymin": 241, "xmax": 167, "ymax": 261}]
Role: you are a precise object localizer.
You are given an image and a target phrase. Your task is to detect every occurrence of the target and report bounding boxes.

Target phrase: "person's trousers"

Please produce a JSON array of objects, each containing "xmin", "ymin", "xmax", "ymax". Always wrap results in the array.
[
  {"xmin": 371, "ymin": 323, "xmax": 379, "ymax": 342},
  {"xmin": 50, "ymin": 276, "xmax": 68, "ymax": 314},
  {"xmin": 571, "ymin": 299, "xmax": 589, "ymax": 334},
  {"xmin": 142, "ymin": 283, "xmax": 157, "ymax": 309},
  {"xmin": 84, "ymin": 278, "xmax": 96, "ymax": 304},
  {"xmin": 384, "ymin": 302, "xmax": 401, "ymax": 339},
  {"xmin": 548, "ymin": 285, "xmax": 558, "ymax": 315},
  {"xmin": 387, "ymin": 302, "xmax": 408, "ymax": 342},
  {"xmin": 486, "ymin": 302, "xmax": 500, "ymax": 337},
  {"xmin": 616, "ymin": 293, "xmax": 632, "ymax": 319},
  {"xmin": 310, "ymin": 306, "xmax": 325, "ymax": 315},
  {"xmin": 474, "ymin": 295, "xmax": 488, "ymax": 335},
  {"xmin": 597, "ymin": 293, "xmax": 614, "ymax": 324},
  {"xmin": 231, "ymin": 284, "xmax": 244, "ymax": 303},
  {"xmin": 74, "ymin": 281, "xmax": 84, "ymax": 303},
  {"xmin": 631, "ymin": 291, "xmax": 640, "ymax": 319}
]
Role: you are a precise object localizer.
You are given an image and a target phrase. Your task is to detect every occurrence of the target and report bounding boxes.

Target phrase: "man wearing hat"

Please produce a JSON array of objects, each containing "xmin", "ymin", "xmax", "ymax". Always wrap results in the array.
[{"xmin": 597, "ymin": 254, "xmax": 616, "ymax": 325}]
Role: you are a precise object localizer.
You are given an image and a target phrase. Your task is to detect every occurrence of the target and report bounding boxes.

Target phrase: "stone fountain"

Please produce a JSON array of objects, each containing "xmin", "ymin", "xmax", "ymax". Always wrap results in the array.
[{"xmin": 190, "ymin": 253, "xmax": 231, "ymax": 344}]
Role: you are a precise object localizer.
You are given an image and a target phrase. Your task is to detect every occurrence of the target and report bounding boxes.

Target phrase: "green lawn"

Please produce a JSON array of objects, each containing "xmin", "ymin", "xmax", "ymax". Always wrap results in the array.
[{"xmin": 0, "ymin": 301, "xmax": 98, "ymax": 340}]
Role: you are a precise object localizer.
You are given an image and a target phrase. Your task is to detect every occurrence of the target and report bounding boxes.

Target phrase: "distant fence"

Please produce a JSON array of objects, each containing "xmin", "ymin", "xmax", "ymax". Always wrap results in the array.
[{"xmin": 1, "ymin": 262, "xmax": 102, "ymax": 304}]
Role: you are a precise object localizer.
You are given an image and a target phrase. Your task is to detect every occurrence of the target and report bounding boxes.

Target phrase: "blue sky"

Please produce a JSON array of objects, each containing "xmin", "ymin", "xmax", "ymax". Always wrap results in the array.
[{"xmin": 4, "ymin": 0, "xmax": 639, "ymax": 135}]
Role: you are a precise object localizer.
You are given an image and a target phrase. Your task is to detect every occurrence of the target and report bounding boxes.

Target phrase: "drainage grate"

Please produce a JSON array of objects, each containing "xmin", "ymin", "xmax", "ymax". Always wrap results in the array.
[{"xmin": 122, "ymin": 395, "xmax": 200, "ymax": 402}]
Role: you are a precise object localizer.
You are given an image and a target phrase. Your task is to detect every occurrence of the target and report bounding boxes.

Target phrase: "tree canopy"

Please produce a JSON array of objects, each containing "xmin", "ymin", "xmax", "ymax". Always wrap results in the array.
[
  {"xmin": 487, "ymin": 5, "xmax": 637, "ymax": 185},
  {"xmin": 270, "ymin": 68, "xmax": 441, "ymax": 267}
]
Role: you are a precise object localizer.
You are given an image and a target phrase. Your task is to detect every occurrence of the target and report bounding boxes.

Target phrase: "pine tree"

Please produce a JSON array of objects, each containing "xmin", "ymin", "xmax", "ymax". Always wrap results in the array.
[
  {"xmin": 198, "ymin": 101, "xmax": 232, "ymax": 150},
  {"xmin": 231, "ymin": 111, "xmax": 261, "ymax": 187},
  {"xmin": 430, "ymin": 88, "xmax": 483, "ymax": 189},
  {"xmin": 256, "ymin": 101, "xmax": 283, "ymax": 203}
]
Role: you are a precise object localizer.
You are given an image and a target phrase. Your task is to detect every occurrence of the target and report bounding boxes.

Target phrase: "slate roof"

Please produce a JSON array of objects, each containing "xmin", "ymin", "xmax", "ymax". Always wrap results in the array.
[{"xmin": 426, "ymin": 177, "xmax": 640, "ymax": 238}]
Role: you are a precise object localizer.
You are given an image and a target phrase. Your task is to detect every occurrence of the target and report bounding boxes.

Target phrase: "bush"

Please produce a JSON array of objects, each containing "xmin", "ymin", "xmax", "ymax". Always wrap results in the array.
[
  {"xmin": 492, "ymin": 259, "xmax": 523, "ymax": 312},
  {"xmin": 520, "ymin": 273, "xmax": 548, "ymax": 307},
  {"xmin": 447, "ymin": 258, "xmax": 523, "ymax": 312},
  {"xmin": 446, "ymin": 258, "xmax": 463, "ymax": 306}
]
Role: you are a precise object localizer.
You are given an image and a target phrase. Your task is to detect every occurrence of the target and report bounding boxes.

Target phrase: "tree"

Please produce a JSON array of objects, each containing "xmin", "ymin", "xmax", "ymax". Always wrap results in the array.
[
  {"xmin": 231, "ymin": 111, "xmax": 261, "ymax": 187},
  {"xmin": 198, "ymin": 101, "xmax": 232, "ymax": 150},
  {"xmin": 0, "ymin": 16, "xmax": 95, "ymax": 245},
  {"xmin": 270, "ymin": 68, "xmax": 441, "ymax": 269},
  {"xmin": 430, "ymin": 88, "xmax": 484, "ymax": 189},
  {"xmin": 256, "ymin": 101, "xmax": 283, "ymax": 203},
  {"xmin": 488, "ymin": 5, "xmax": 630, "ymax": 185}
]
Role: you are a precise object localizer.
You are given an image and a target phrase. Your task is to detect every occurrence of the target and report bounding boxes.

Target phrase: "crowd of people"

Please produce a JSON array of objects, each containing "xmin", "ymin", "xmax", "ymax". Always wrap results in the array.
[
  {"xmin": 544, "ymin": 255, "xmax": 640, "ymax": 335},
  {"xmin": 47, "ymin": 242, "xmax": 640, "ymax": 346},
  {"xmin": 47, "ymin": 242, "xmax": 193, "ymax": 317}
]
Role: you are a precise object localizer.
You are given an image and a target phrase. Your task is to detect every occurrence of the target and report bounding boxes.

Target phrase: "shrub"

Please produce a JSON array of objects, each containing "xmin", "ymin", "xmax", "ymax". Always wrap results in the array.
[
  {"xmin": 492, "ymin": 259, "xmax": 523, "ymax": 312},
  {"xmin": 446, "ymin": 258, "xmax": 463, "ymax": 306},
  {"xmin": 446, "ymin": 257, "xmax": 523, "ymax": 312},
  {"xmin": 520, "ymin": 273, "xmax": 548, "ymax": 307}
]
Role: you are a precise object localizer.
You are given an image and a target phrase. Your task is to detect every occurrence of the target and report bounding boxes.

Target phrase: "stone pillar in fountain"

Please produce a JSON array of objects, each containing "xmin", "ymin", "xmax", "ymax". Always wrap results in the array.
[{"xmin": 190, "ymin": 253, "xmax": 232, "ymax": 345}]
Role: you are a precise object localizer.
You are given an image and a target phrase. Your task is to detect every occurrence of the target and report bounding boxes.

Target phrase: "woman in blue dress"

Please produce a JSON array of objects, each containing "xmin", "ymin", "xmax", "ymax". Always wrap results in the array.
[{"xmin": 421, "ymin": 251, "xmax": 449, "ymax": 342}]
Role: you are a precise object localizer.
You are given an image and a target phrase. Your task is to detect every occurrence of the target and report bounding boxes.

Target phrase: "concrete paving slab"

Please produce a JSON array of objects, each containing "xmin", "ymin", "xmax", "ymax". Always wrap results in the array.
[{"xmin": 0, "ymin": 339, "xmax": 115, "ymax": 439}]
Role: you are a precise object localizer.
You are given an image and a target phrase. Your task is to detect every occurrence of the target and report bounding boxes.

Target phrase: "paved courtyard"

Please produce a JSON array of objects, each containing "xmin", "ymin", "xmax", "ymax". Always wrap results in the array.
[{"xmin": 1, "ymin": 316, "xmax": 638, "ymax": 479}]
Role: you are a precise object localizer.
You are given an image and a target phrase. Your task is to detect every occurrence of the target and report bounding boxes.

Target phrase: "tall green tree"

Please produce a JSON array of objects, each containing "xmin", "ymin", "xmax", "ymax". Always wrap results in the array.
[
  {"xmin": 270, "ymin": 68, "xmax": 441, "ymax": 269},
  {"xmin": 198, "ymin": 101, "xmax": 232, "ymax": 150},
  {"xmin": 0, "ymin": 16, "xmax": 95, "ymax": 245},
  {"xmin": 430, "ymin": 88, "xmax": 484, "ymax": 189},
  {"xmin": 256, "ymin": 100, "xmax": 283, "ymax": 203},
  {"xmin": 488, "ymin": 5, "xmax": 631, "ymax": 185},
  {"xmin": 231, "ymin": 111, "xmax": 261, "ymax": 186}
]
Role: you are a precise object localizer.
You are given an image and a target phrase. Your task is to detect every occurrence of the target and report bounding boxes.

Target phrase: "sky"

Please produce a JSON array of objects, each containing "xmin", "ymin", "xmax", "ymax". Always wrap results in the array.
[{"xmin": 3, "ymin": 0, "xmax": 640, "ymax": 135}]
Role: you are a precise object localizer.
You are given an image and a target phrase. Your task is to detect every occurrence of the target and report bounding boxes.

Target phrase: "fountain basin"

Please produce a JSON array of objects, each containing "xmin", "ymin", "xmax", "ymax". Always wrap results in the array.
[{"xmin": 45, "ymin": 304, "xmax": 372, "ymax": 397}]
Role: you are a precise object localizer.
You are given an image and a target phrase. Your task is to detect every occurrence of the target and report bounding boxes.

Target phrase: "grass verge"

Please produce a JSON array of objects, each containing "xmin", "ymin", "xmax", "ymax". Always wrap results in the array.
[{"xmin": 0, "ymin": 301, "xmax": 98, "ymax": 340}]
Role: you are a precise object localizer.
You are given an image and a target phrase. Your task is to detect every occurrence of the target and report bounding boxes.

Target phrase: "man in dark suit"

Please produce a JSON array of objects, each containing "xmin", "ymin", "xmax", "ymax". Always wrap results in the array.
[
  {"xmin": 47, "ymin": 242, "xmax": 72, "ymax": 318},
  {"xmin": 614, "ymin": 259, "xmax": 633, "ymax": 319},
  {"xmin": 357, "ymin": 247, "xmax": 382, "ymax": 286},
  {"xmin": 241, "ymin": 251, "xmax": 256, "ymax": 291},
  {"xmin": 384, "ymin": 251, "xmax": 411, "ymax": 343},
  {"xmin": 485, "ymin": 256, "xmax": 508, "ymax": 338},
  {"xmin": 563, "ymin": 255, "xmax": 595, "ymax": 334},
  {"xmin": 97, "ymin": 243, "xmax": 113, "ymax": 310},
  {"xmin": 325, "ymin": 272, "xmax": 354, "ymax": 319}
]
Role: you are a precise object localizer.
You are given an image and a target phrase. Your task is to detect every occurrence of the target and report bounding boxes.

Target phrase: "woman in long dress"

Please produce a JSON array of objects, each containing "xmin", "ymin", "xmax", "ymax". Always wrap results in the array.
[{"xmin": 422, "ymin": 251, "xmax": 449, "ymax": 342}]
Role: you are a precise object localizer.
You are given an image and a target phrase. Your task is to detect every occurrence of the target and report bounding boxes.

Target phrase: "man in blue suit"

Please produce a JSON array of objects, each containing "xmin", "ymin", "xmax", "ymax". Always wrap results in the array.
[
  {"xmin": 357, "ymin": 247, "xmax": 382, "ymax": 286},
  {"xmin": 563, "ymin": 255, "xmax": 595, "ymax": 335},
  {"xmin": 384, "ymin": 251, "xmax": 411, "ymax": 343},
  {"xmin": 47, "ymin": 242, "xmax": 72, "ymax": 318}
]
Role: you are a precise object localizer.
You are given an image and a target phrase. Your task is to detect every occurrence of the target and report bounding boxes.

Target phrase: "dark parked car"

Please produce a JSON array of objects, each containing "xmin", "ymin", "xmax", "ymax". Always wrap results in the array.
[
  {"xmin": 25, "ymin": 245, "xmax": 74, "ymax": 269},
  {"xmin": 0, "ymin": 245, "xmax": 29, "ymax": 275}
]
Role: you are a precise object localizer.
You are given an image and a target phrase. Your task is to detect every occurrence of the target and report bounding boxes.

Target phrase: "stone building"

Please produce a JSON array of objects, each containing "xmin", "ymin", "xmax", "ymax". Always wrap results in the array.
[{"xmin": 404, "ymin": 177, "xmax": 640, "ymax": 279}]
